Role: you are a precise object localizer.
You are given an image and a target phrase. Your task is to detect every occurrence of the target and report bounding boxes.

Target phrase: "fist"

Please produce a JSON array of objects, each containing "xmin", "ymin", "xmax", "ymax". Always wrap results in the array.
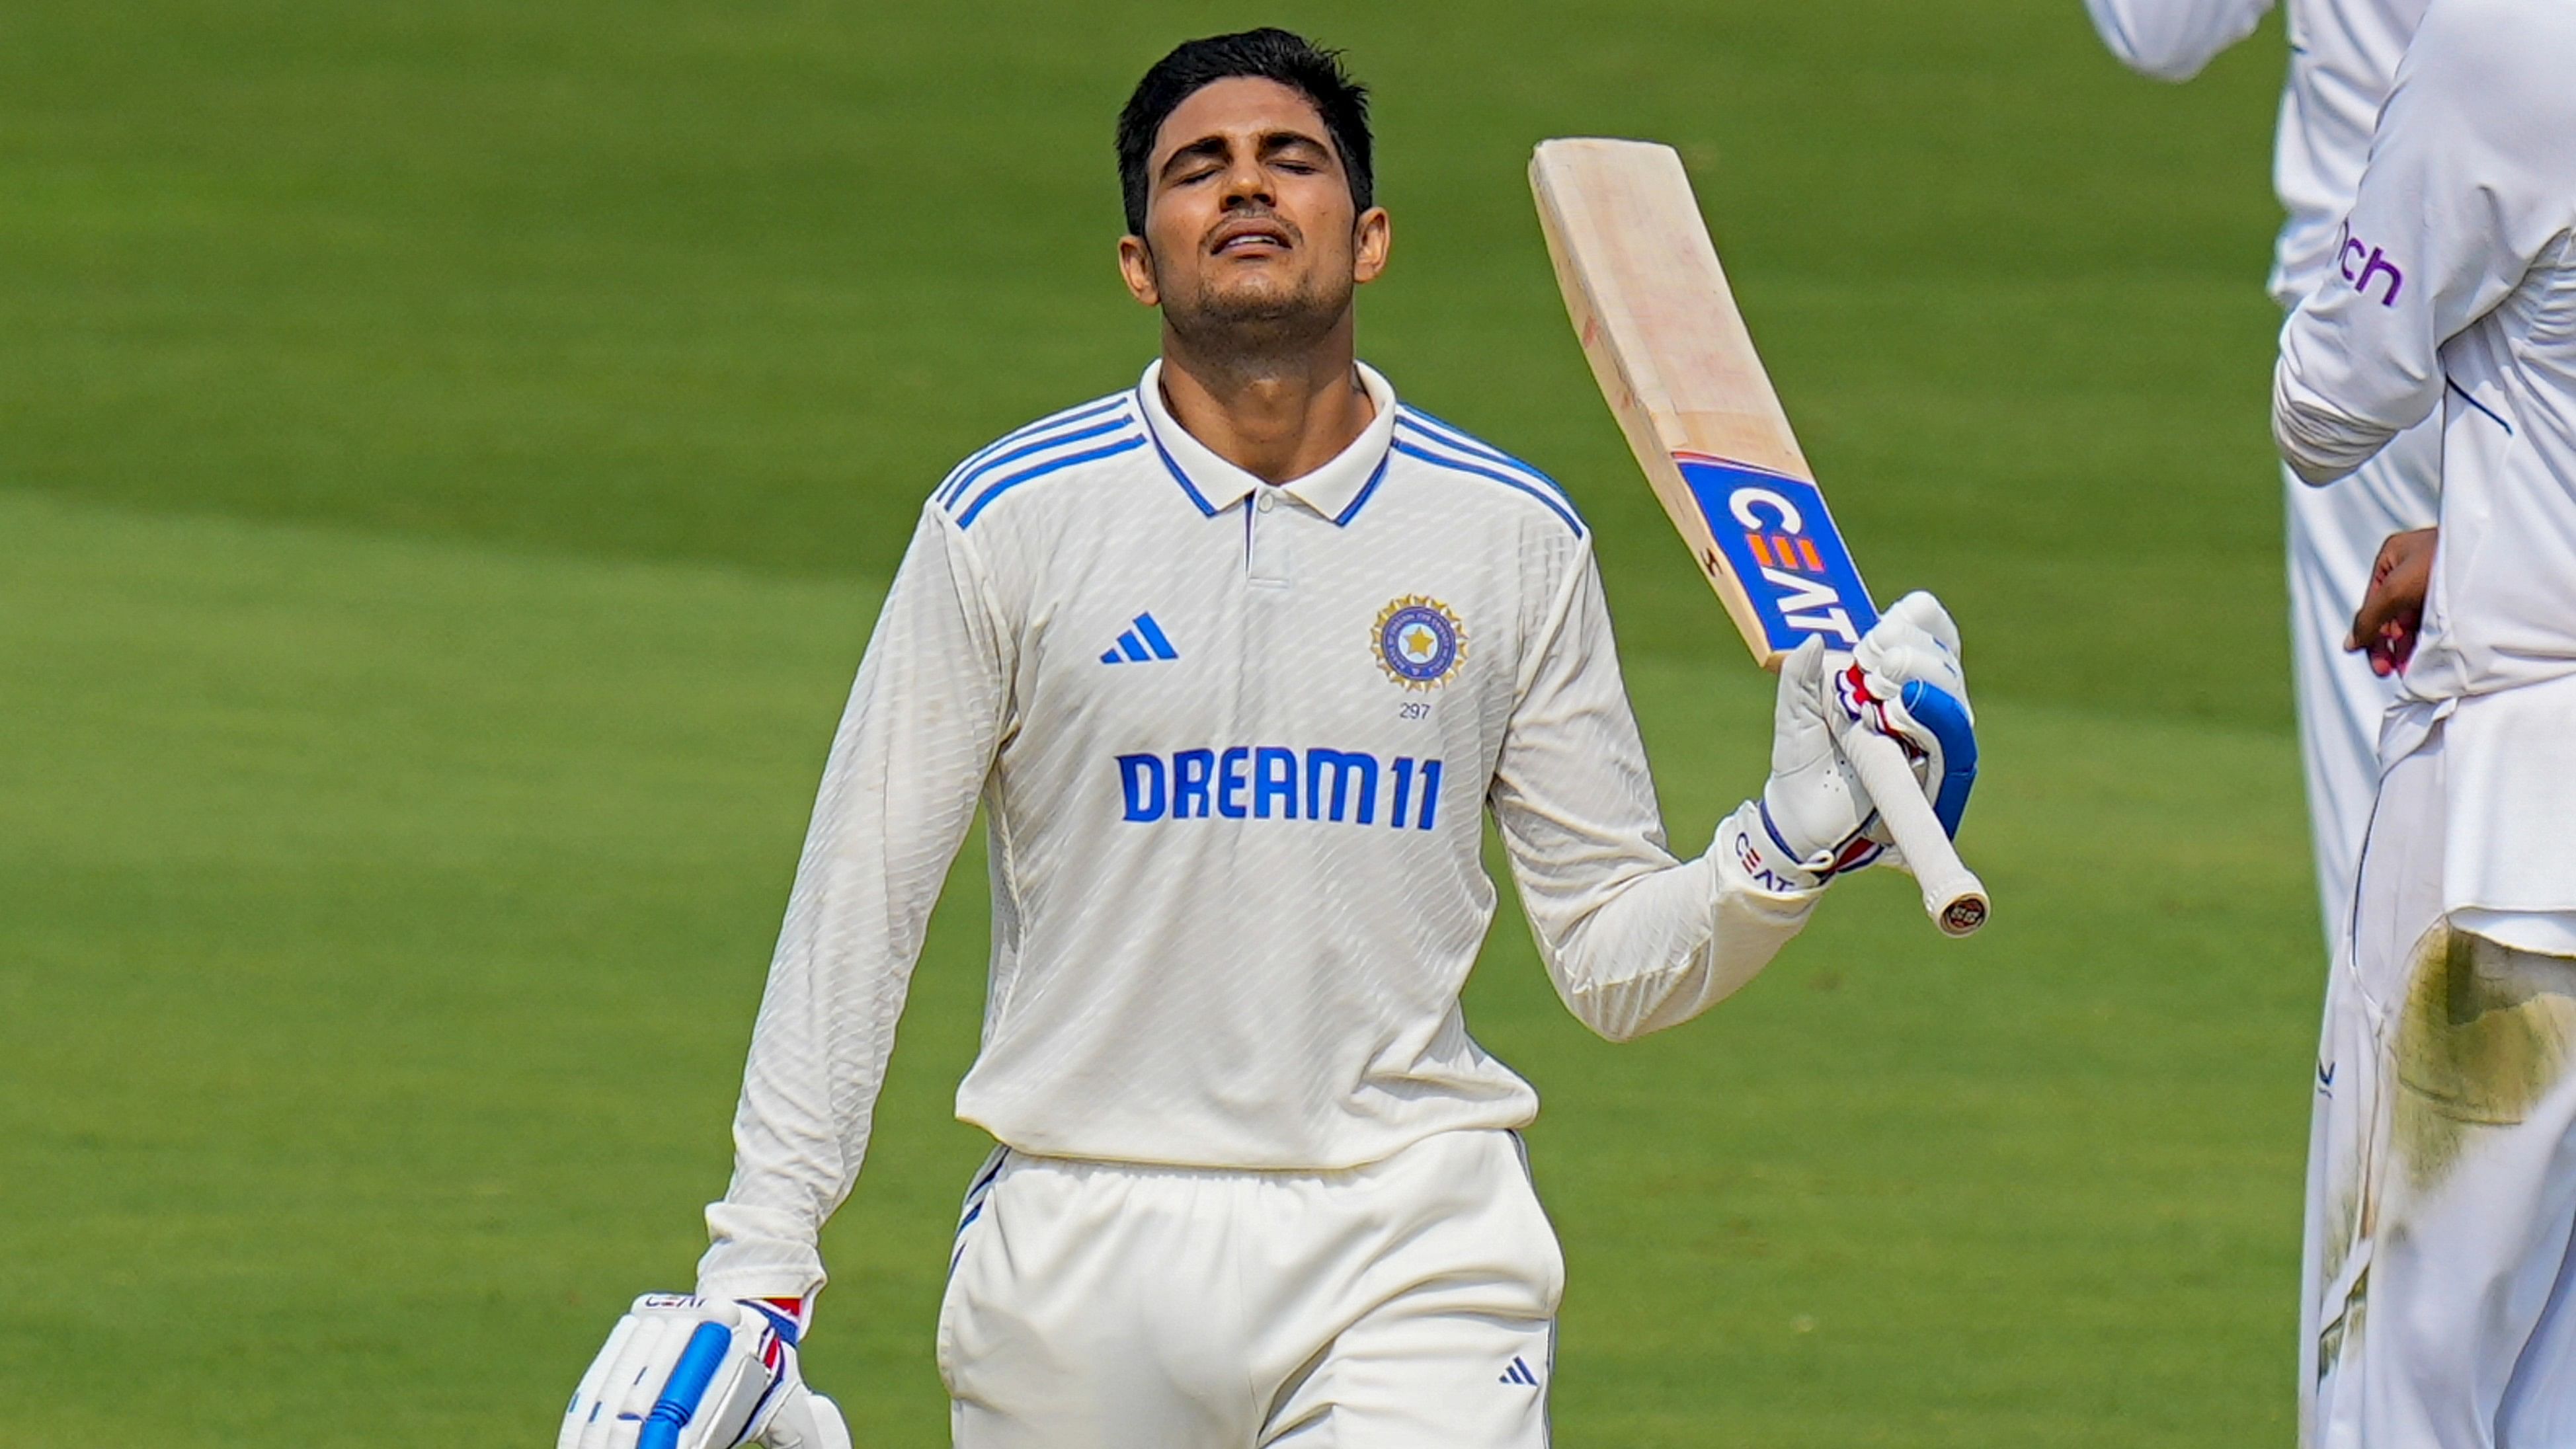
[
  {"xmin": 1759, "ymin": 592, "xmax": 1976, "ymax": 881},
  {"xmin": 2347, "ymin": 527, "xmax": 2436, "ymax": 677}
]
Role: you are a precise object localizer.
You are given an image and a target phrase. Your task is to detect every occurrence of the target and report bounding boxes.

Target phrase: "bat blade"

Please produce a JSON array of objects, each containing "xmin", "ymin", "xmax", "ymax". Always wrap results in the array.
[
  {"xmin": 1530, "ymin": 137, "xmax": 1877, "ymax": 668},
  {"xmin": 1531, "ymin": 136, "xmax": 1987, "ymax": 937}
]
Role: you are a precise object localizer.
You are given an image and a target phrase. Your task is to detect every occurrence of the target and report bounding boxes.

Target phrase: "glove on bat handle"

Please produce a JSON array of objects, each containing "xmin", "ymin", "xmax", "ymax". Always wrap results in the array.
[{"xmin": 1845, "ymin": 728, "xmax": 1988, "ymax": 937}]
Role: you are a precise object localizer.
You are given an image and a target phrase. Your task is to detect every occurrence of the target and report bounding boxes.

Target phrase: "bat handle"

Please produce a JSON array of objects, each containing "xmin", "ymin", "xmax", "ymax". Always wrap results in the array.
[{"xmin": 1843, "ymin": 728, "xmax": 1988, "ymax": 937}]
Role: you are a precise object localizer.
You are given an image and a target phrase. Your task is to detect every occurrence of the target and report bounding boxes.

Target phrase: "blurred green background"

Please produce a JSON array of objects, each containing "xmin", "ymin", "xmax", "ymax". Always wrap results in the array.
[{"xmin": 0, "ymin": 3, "xmax": 2315, "ymax": 1444}]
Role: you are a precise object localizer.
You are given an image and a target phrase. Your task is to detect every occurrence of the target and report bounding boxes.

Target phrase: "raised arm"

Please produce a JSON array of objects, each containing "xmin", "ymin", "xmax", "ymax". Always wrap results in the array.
[
  {"xmin": 2273, "ymin": 0, "xmax": 2576, "ymax": 483},
  {"xmin": 2082, "ymin": 0, "xmax": 2275, "ymax": 81},
  {"xmin": 696, "ymin": 502, "xmax": 1016, "ymax": 1302}
]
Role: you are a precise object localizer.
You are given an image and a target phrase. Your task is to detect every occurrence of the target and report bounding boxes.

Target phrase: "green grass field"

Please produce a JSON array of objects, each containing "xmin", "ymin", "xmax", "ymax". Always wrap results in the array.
[{"xmin": 1, "ymin": 3, "xmax": 2321, "ymax": 1443}]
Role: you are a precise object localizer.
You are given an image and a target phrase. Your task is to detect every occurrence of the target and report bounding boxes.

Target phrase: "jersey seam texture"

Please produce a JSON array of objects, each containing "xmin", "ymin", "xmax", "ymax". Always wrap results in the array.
[{"xmin": 1513, "ymin": 535, "xmax": 1596, "ymax": 705}]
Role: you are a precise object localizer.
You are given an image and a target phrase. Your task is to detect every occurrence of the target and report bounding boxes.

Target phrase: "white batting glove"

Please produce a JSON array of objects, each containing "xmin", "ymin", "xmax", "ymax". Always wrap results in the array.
[
  {"xmin": 1750, "ymin": 592, "xmax": 1976, "ymax": 888},
  {"xmin": 1833, "ymin": 590, "xmax": 1976, "ymax": 871},
  {"xmin": 561, "ymin": 1294, "xmax": 852, "ymax": 1449},
  {"xmin": 1747, "ymin": 636, "xmax": 1878, "ymax": 891}
]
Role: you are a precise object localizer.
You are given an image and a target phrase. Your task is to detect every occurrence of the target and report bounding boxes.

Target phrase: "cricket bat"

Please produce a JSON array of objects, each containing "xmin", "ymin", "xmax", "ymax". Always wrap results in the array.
[{"xmin": 1529, "ymin": 137, "xmax": 1988, "ymax": 937}]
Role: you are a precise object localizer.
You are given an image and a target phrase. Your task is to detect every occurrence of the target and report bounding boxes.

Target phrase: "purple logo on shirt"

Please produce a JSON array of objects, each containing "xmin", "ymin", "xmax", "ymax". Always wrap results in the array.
[{"xmin": 2335, "ymin": 221, "xmax": 2404, "ymax": 307}]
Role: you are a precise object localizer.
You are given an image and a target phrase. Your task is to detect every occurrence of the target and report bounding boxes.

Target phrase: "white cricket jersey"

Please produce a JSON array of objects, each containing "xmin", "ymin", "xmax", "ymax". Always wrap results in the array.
[
  {"xmin": 2273, "ymin": 0, "xmax": 2576, "ymax": 947},
  {"xmin": 2083, "ymin": 0, "xmax": 2428, "ymax": 305},
  {"xmin": 694, "ymin": 361, "xmax": 1819, "ymax": 1301}
]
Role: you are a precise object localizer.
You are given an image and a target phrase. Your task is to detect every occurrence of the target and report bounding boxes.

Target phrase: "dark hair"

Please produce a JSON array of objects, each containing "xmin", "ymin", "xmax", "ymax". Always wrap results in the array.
[{"xmin": 1115, "ymin": 28, "xmax": 1373, "ymax": 237}]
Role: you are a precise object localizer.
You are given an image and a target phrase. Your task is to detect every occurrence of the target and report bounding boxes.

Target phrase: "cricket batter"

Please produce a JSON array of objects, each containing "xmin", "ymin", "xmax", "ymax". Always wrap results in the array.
[
  {"xmin": 2272, "ymin": 0, "xmax": 2576, "ymax": 1441},
  {"xmin": 2083, "ymin": 0, "xmax": 2438, "ymax": 949},
  {"xmin": 558, "ymin": 29, "xmax": 1980, "ymax": 1449}
]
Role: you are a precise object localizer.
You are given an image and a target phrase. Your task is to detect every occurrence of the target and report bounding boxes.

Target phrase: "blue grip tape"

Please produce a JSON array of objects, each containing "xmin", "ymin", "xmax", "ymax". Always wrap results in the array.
[
  {"xmin": 1900, "ymin": 680, "xmax": 1977, "ymax": 838},
  {"xmin": 638, "ymin": 1321, "xmax": 735, "ymax": 1449}
]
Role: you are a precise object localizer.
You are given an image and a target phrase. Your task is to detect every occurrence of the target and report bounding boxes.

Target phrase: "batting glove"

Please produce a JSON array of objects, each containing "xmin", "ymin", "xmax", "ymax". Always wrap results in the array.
[
  {"xmin": 561, "ymin": 1294, "xmax": 850, "ymax": 1449},
  {"xmin": 1751, "ymin": 635, "xmax": 1880, "ymax": 890},
  {"xmin": 1833, "ymin": 590, "xmax": 1977, "ymax": 870},
  {"xmin": 1755, "ymin": 592, "xmax": 1976, "ymax": 887}
]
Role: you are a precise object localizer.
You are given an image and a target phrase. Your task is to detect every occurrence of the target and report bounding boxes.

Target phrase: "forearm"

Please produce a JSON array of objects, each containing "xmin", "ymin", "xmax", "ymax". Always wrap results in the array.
[
  {"xmin": 696, "ymin": 904, "xmax": 922, "ymax": 1301},
  {"xmin": 694, "ymin": 787, "xmax": 969, "ymax": 1300},
  {"xmin": 1543, "ymin": 803, "xmax": 1820, "ymax": 1043},
  {"xmin": 2273, "ymin": 355, "xmax": 2407, "ymax": 485}
]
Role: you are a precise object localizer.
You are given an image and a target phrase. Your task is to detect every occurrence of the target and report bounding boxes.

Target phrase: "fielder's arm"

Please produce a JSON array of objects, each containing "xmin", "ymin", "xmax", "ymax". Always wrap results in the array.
[
  {"xmin": 2081, "ymin": 0, "xmax": 2275, "ymax": 83},
  {"xmin": 2273, "ymin": 0, "xmax": 2576, "ymax": 483}
]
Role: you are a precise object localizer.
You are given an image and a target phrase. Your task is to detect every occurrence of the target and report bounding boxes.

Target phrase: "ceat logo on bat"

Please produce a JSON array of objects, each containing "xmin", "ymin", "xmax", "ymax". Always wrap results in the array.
[{"xmin": 1675, "ymin": 452, "xmax": 1878, "ymax": 652}]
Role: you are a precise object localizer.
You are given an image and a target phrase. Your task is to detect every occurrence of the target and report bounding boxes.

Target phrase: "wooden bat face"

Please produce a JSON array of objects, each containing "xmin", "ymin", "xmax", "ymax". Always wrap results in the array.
[{"xmin": 1529, "ymin": 136, "xmax": 1876, "ymax": 668}]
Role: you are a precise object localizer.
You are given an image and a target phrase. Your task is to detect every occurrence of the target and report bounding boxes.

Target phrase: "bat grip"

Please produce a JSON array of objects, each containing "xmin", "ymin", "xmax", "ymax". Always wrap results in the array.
[{"xmin": 1844, "ymin": 728, "xmax": 1988, "ymax": 937}]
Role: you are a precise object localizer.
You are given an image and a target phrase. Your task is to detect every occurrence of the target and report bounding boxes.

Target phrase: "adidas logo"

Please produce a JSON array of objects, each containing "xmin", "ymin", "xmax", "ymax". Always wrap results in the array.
[
  {"xmin": 1498, "ymin": 1355, "xmax": 1541, "ymax": 1388},
  {"xmin": 1099, "ymin": 612, "xmax": 1179, "ymax": 665}
]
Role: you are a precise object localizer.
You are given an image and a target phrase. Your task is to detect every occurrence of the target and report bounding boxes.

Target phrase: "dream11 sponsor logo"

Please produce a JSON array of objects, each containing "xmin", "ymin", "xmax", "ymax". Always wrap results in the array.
[
  {"xmin": 2335, "ymin": 221, "xmax": 2404, "ymax": 307},
  {"xmin": 1114, "ymin": 746, "xmax": 1445, "ymax": 832}
]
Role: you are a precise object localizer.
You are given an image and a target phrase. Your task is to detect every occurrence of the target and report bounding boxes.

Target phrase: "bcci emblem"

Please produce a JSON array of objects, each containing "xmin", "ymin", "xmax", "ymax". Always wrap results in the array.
[{"xmin": 1373, "ymin": 596, "xmax": 1467, "ymax": 689}]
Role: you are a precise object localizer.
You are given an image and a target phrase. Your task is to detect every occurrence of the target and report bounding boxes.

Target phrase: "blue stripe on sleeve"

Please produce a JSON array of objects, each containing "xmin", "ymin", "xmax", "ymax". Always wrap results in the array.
[
  {"xmin": 956, "ymin": 434, "xmax": 1146, "ymax": 528},
  {"xmin": 936, "ymin": 395, "xmax": 1133, "ymax": 504},
  {"xmin": 941, "ymin": 412, "xmax": 1134, "ymax": 508},
  {"xmin": 1395, "ymin": 409, "xmax": 1570, "ymax": 497},
  {"xmin": 1390, "ymin": 439, "xmax": 1586, "ymax": 536}
]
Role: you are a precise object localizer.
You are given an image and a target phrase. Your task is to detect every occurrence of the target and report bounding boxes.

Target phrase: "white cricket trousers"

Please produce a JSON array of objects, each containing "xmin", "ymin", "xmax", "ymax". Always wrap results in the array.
[
  {"xmin": 937, "ymin": 1128, "xmax": 1562, "ymax": 1448},
  {"xmin": 2302, "ymin": 718, "xmax": 2576, "ymax": 1449}
]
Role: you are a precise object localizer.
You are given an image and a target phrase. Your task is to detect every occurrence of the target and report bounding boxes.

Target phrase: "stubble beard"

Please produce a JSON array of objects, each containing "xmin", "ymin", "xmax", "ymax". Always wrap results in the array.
[{"xmin": 1160, "ymin": 260, "xmax": 1351, "ymax": 381}]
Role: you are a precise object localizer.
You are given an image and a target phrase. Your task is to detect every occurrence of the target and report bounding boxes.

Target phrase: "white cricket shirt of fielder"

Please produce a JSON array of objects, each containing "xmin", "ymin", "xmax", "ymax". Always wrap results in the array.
[
  {"xmin": 2274, "ymin": 0, "xmax": 2576, "ymax": 949},
  {"xmin": 694, "ymin": 361, "xmax": 1820, "ymax": 1302}
]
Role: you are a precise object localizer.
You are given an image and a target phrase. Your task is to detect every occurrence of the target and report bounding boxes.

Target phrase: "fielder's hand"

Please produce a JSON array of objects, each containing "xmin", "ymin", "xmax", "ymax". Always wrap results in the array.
[
  {"xmin": 1751, "ymin": 592, "xmax": 1976, "ymax": 888},
  {"xmin": 561, "ymin": 1294, "xmax": 851, "ymax": 1449},
  {"xmin": 2347, "ymin": 526, "xmax": 2436, "ymax": 677}
]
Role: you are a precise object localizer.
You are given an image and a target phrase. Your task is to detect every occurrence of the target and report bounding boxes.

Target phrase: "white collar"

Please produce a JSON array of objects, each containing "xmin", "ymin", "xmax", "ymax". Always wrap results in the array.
[{"xmin": 1135, "ymin": 358, "xmax": 1398, "ymax": 525}]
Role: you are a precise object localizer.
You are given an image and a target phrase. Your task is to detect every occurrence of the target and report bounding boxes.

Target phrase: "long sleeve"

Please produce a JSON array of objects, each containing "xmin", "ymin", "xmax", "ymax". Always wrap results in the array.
[
  {"xmin": 2273, "ymin": 0, "xmax": 2576, "ymax": 484},
  {"xmin": 695, "ymin": 504, "xmax": 1014, "ymax": 1301},
  {"xmin": 2082, "ymin": 0, "xmax": 2274, "ymax": 81},
  {"xmin": 1488, "ymin": 545, "xmax": 1820, "ymax": 1046}
]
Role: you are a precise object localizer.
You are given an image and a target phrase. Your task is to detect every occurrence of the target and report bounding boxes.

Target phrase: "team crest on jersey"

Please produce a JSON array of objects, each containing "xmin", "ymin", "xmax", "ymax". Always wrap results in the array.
[{"xmin": 1373, "ymin": 596, "xmax": 1467, "ymax": 689}]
